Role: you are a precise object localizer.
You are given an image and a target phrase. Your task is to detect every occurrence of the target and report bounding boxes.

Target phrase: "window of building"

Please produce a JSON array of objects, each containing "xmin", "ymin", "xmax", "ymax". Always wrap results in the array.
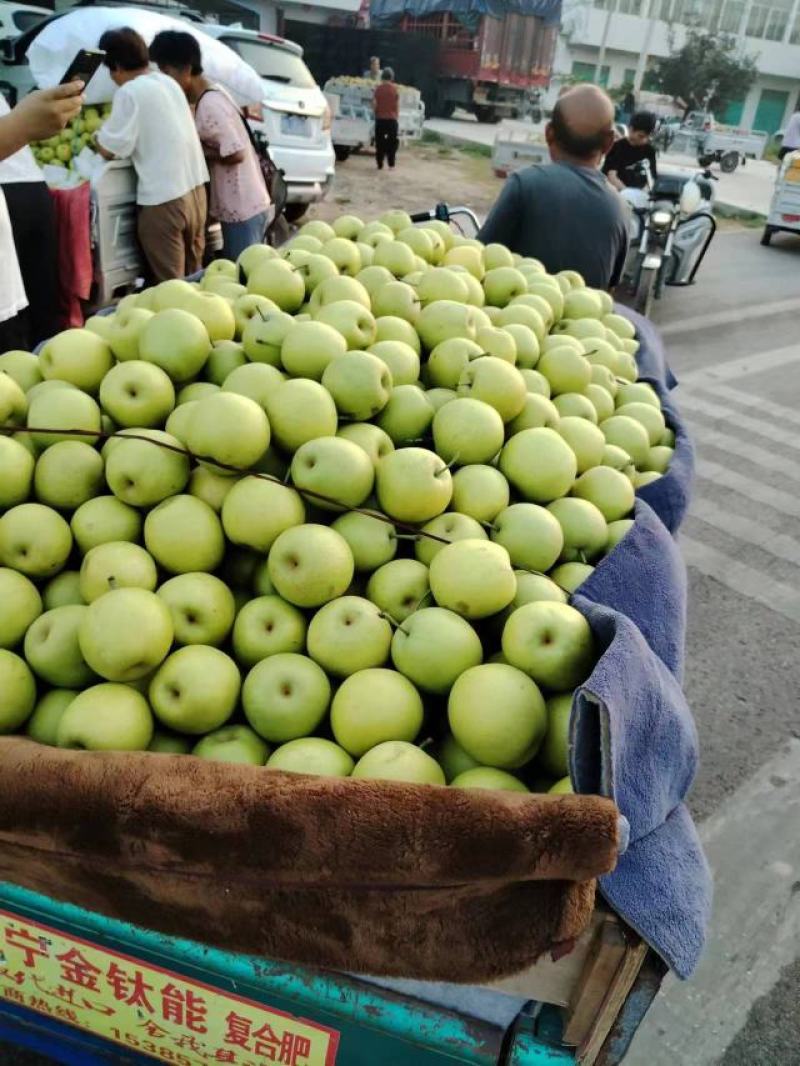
[
  {"xmin": 595, "ymin": 0, "xmax": 645, "ymax": 12},
  {"xmin": 571, "ymin": 61, "xmax": 611, "ymax": 86},
  {"xmin": 791, "ymin": 9, "xmax": 800, "ymax": 41},
  {"xmin": 623, "ymin": 67, "xmax": 637, "ymax": 85},
  {"xmin": 746, "ymin": 0, "xmax": 793, "ymax": 40}
]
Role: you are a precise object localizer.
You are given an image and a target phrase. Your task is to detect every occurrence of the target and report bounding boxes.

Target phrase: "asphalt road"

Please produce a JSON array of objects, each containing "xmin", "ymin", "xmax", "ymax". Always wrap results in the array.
[{"xmin": 2, "ymin": 227, "xmax": 799, "ymax": 1065}]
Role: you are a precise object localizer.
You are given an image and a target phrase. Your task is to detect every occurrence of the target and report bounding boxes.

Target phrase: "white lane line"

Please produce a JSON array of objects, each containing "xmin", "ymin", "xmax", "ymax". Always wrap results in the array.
[
  {"xmin": 624, "ymin": 740, "xmax": 800, "ymax": 1066},
  {"xmin": 698, "ymin": 382, "xmax": 800, "ymax": 430},
  {"xmin": 678, "ymin": 393, "xmax": 800, "ymax": 454},
  {"xmin": 689, "ymin": 423, "xmax": 800, "ymax": 486},
  {"xmin": 696, "ymin": 458, "xmax": 800, "ymax": 519},
  {"xmin": 659, "ymin": 296, "xmax": 800, "ymax": 338},
  {"xmin": 680, "ymin": 535, "xmax": 800, "ymax": 625},
  {"xmin": 690, "ymin": 498, "xmax": 800, "ymax": 568},
  {"xmin": 679, "ymin": 344, "xmax": 800, "ymax": 387}
]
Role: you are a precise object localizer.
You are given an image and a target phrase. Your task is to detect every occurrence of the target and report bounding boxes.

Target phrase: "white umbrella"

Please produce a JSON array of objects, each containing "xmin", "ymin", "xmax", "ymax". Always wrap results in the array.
[{"xmin": 28, "ymin": 6, "xmax": 264, "ymax": 107}]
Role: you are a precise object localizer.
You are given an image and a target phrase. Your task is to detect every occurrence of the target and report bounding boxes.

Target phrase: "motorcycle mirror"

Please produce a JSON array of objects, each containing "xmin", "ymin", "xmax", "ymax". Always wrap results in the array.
[{"xmin": 680, "ymin": 180, "xmax": 703, "ymax": 215}]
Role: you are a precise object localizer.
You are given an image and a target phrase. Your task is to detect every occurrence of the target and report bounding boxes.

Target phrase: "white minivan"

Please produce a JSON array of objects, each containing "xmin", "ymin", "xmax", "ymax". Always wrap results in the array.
[{"xmin": 202, "ymin": 25, "xmax": 334, "ymax": 221}]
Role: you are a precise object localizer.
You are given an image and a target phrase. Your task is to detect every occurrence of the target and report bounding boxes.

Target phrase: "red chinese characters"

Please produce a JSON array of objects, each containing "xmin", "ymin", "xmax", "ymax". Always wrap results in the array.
[
  {"xmin": 4, "ymin": 923, "xmax": 49, "ymax": 969},
  {"xmin": 162, "ymin": 982, "xmax": 208, "ymax": 1033},
  {"xmin": 107, "ymin": 961, "xmax": 155, "ymax": 1012},
  {"xmin": 223, "ymin": 1011, "xmax": 311, "ymax": 1065}
]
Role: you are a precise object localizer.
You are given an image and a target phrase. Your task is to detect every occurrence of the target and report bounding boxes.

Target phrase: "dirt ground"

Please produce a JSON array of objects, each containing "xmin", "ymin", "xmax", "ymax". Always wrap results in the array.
[{"xmin": 305, "ymin": 140, "xmax": 503, "ymax": 227}]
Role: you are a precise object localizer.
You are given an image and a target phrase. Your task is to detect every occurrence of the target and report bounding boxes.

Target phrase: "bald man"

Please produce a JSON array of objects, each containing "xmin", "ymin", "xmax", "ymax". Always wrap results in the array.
[{"xmin": 479, "ymin": 85, "xmax": 628, "ymax": 290}]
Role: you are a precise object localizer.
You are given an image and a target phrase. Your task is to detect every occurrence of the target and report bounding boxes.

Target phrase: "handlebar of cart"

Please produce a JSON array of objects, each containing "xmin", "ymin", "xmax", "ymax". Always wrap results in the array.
[{"xmin": 410, "ymin": 203, "xmax": 481, "ymax": 237}]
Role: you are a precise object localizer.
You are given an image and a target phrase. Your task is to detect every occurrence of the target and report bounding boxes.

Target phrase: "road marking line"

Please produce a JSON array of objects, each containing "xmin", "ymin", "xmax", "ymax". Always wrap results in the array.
[
  {"xmin": 679, "ymin": 344, "xmax": 800, "ymax": 387},
  {"xmin": 680, "ymin": 536, "xmax": 800, "ymax": 625},
  {"xmin": 695, "ymin": 458, "xmax": 800, "ymax": 519},
  {"xmin": 624, "ymin": 740, "xmax": 800, "ymax": 1066},
  {"xmin": 659, "ymin": 296, "xmax": 800, "ymax": 338},
  {"xmin": 689, "ymin": 423, "xmax": 800, "ymax": 485},
  {"xmin": 678, "ymin": 393, "xmax": 800, "ymax": 453},
  {"xmin": 695, "ymin": 382, "xmax": 800, "ymax": 430},
  {"xmin": 690, "ymin": 498, "xmax": 800, "ymax": 568}
]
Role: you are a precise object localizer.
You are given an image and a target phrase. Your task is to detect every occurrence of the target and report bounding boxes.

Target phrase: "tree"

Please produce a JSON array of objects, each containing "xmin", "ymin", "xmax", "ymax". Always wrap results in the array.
[{"xmin": 651, "ymin": 31, "xmax": 758, "ymax": 117}]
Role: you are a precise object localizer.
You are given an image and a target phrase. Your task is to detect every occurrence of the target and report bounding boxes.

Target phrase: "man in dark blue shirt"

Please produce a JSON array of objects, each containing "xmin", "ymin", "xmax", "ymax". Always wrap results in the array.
[{"xmin": 479, "ymin": 85, "xmax": 628, "ymax": 290}]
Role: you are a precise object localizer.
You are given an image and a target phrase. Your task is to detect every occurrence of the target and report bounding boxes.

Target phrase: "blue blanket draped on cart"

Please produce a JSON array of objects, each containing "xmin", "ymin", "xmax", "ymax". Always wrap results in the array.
[{"xmin": 568, "ymin": 308, "xmax": 711, "ymax": 979}]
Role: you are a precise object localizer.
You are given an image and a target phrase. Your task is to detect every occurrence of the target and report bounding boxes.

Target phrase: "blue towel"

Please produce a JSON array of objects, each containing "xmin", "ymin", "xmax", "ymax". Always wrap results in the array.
[{"xmin": 565, "ymin": 309, "xmax": 712, "ymax": 979}]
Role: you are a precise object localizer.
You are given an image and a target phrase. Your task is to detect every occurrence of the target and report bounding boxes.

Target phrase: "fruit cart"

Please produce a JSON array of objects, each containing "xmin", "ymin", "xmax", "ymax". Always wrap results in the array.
[
  {"xmin": 0, "ymin": 205, "xmax": 709, "ymax": 1066},
  {"xmin": 0, "ymin": 882, "xmax": 665, "ymax": 1065}
]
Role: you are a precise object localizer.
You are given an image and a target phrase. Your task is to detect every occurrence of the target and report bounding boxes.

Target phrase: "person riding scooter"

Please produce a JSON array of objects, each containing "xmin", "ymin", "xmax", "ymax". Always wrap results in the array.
[{"xmin": 603, "ymin": 111, "xmax": 658, "ymax": 192}]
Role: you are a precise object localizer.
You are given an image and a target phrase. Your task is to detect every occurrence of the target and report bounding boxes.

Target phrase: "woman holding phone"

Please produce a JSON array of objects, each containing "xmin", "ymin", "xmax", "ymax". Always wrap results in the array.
[{"xmin": 149, "ymin": 30, "xmax": 270, "ymax": 260}]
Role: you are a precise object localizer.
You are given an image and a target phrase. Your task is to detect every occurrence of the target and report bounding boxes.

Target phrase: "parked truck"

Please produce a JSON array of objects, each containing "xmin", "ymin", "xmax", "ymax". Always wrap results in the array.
[{"xmin": 369, "ymin": 0, "xmax": 561, "ymax": 123}]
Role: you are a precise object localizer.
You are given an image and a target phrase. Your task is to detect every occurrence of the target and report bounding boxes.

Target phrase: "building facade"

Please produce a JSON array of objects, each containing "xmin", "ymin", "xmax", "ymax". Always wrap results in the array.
[{"xmin": 549, "ymin": 0, "xmax": 800, "ymax": 133}]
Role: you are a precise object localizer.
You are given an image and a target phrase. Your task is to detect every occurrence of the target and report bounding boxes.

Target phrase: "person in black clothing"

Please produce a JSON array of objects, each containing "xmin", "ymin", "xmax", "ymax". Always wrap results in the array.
[{"xmin": 602, "ymin": 111, "xmax": 658, "ymax": 191}]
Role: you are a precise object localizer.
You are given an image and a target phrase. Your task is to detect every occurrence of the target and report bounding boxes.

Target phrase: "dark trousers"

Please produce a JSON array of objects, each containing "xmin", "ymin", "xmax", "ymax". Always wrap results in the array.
[
  {"xmin": 779, "ymin": 145, "xmax": 796, "ymax": 159},
  {"xmin": 375, "ymin": 118, "xmax": 399, "ymax": 169},
  {"xmin": 1, "ymin": 181, "xmax": 58, "ymax": 349}
]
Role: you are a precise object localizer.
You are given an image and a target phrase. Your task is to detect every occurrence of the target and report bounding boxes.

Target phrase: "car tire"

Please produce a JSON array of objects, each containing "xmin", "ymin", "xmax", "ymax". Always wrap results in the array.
[{"xmin": 760, "ymin": 226, "xmax": 775, "ymax": 246}]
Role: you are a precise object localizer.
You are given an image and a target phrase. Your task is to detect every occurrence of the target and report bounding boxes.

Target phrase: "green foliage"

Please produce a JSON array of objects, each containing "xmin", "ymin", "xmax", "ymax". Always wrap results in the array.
[{"xmin": 651, "ymin": 31, "xmax": 758, "ymax": 115}]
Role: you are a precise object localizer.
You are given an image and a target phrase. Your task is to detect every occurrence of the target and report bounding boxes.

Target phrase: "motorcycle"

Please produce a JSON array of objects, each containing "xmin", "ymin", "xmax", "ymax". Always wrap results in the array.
[{"xmin": 621, "ymin": 162, "xmax": 717, "ymax": 318}]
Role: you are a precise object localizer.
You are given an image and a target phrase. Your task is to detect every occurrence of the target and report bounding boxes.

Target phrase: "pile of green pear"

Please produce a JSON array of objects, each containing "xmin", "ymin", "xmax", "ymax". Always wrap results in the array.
[
  {"xmin": 31, "ymin": 104, "xmax": 111, "ymax": 168},
  {"xmin": 0, "ymin": 208, "xmax": 675, "ymax": 795}
]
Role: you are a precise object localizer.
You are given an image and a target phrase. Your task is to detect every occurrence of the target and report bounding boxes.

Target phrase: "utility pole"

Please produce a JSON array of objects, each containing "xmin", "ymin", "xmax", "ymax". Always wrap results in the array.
[
  {"xmin": 632, "ymin": 0, "xmax": 658, "ymax": 95},
  {"xmin": 595, "ymin": 0, "xmax": 618, "ymax": 85}
]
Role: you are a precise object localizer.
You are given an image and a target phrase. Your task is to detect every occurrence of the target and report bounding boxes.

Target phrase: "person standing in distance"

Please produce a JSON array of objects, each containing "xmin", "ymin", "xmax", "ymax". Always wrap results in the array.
[
  {"xmin": 150, "ymin": 31, "xmax": 270, "ymax": 261},
  {"xmin": 779, "ymin": 105, "xmax": 800, "ymax": 160},
  {"xmin": 478, "ymin": 84, "xmax": 628, "ymax": 290},
  {"xmin": 373, "ymin": 67, "xmax": 399, "ymax": 171},
  {"xmin": 96, "ymin": 27, "xmax": 209, "ymax": 281}
]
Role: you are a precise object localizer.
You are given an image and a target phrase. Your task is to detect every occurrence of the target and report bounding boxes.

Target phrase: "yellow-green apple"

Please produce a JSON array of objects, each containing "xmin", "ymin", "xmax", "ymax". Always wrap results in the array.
[
  {"xmin": 266, "ymin": 737, "xmax": 354, "ymax": 777},
  {"xmin": 572, "ymin": 466, "xmax": 635, "ymax": 522},
  {"xmin": 371, "ymin": 281, "xmax": 422, "ymax": 325},
  {"xmin": 232, "ymin": 595, "xmax": 306, "ymax": 668},
  {"xmin": 511, "ymin": 570, "xmax": 567, "ymax": 606},
  {"xmin": 98, "ymin": 360, "xmax": 174, "ymax": 429},
  {"xmin": 0, "ymin": 568, "xmax": 41, "ymax": 648},
  {"xmin": 204, "ymin": 257, "xmax": 238, "ymax": 282},
  {"xmin": 315, "ymin": 300, "xmax": 376, "ymax": 349},
  {"xmin": 367, "ymin": 340, "xmax": 420, "ymax": 385},
  {"xmin": 242, "ymin": 651, "xmax": 331, "ymax": 742},
  {"xmin": 600, "ymin": 415, "xmax": 651, "ymax": 468},
  {"xmin": 268, "ymin": 524, "xmax": 354, "ymax": 608},
  {"xmin": 491, "ymin": 503, "xmax": 564, "ymax": 573},
  {"xmin": 70, "ymin": 495, "xmax": 142, "ymax": 553},
  {"xmin": 233, "ymin": 293, "xmax": 279, "ymax": 339},
  {"xmin": 296, "ymin": 252, "xmax": 339, "ymax": 293},
  {"xmin": 616, "ymin": 382, "xmax": 660, "ymax": 409},
  {"xmin": 590, "ymin": 363, "xmax": 618, "ymax": 396},
  {"xmin": 264, "ymin": 378, "xmax": 338, "ymax": 453},
  {"xmin": 548, "ymin": 497, "xmax": 608, "ymax": 561},
  {"xmin": 537, "ymin": 347, "xmax": 591, "ymax": 397},
  {"xmin": 416, "ymin": 300, "xmax": 477, "ymax": 350},
  {"xmin": 366, "ymin": 558, "xmax": 429, "ymax": 622},
  {"xmin": 0, "ymin": 349, "xmax": 42, "ymax": 391},
  {"xmin": 144, "ymin": 495, "xmax": 224, "ymax": 574},
  {"xmin": 240, "ymin": 309, "xmax": 291, "ymax": 366},
  {"xmin": 376, "ymin": 447, "xmax": 452, "ymax": 523},
  {"xmin": 374, "ymin": 315, "xmax": 421, "ymax": 352},
  {"xmin": 585, "ymin": 384, "xmax": 615, "ymax": 423},
  {"xmin": 502, "ymin": 323, "xmax": 540, "ymax": 369},
  {"xmin": 372, "ymin": 239, "xmax": 416, "ymax": 277},
  {"xmin": 550, "ymin": 561, "xmax": 594, "ymax": 593},
  {"xmin": 38, "ymin": 328, "xmax": 112, "ymax": 393},
  {"xmin": 555, "ymin": 416, "xmax": 605, "ymax": 473},
  {"xmin": 331, "ymin": 510, "xmax": 397, "ymax": 571},
  {"xmin": 23, "ymin": 605, "xmax": 95, "ymax": 687},
  {"xmin": 308, "ymin": 596, "xmax": 392, "ymax": 677},
  {"xmin": 615, "ymin": 402, "xmax": 666, "ymax": 446},
  {"xmin": 432, "ymin": 397, "xmax": 504, "ymax": 465},
  {"xmin": 519, "ymin": 369, "xmax": 550, "ymax": 396},
  {"xmin": 332, "ymin": 214, "xmax": 364, "ymax": 240},
  {"xmin": 500, "ymin": 427, "xmax": 577, "ymax": 503},
  {"xmin": 429, "ymin": 539, "xmax": 515, "ymax": 620},
  {"xmin": 0, "ymin": 503, "xmax": 72, "ymax": 577},
  {"xmin": 457, "ymin": 356, "xmax": 526, "ymax": 422},
  {"xmin": 139, "ymin": 309, "xmax": 211, "ymax": 383},
  {"xmin": 0, "ymin": 435, "xmax": 34, "ymax": 507},
  {"xmin": 300, "ymin": 219, "xmax": 336, "ymax": 241},
  {"xmin": 434, "ymin": 732, "xmax": 481, "ymax": 782},
  {"xmin": 508, "ymin": 393, "xmax": 560, "ymax": 434},
  {"xmin": 238, "ymin": 242, "xmax": 278, "ymax": 278},
  {"xmin": 452, "ymin": 660, "xmax": 546, "ymax": 771},
  {"xmin": 107, "ymin": 307, "xmax": 155, "ymax": 362},
  {"xmin": 331, "ymin": 667, "xmax": 423, "ymax": 755},
  {"xmin": 375, "ymin": 384, "xmax": 434, "ymax": 445},
  {"xmin": 27, "ymin": 386, "xmax": 101, "ymax": 449},
  {"xmin": 290, "ymin": 436, "xmax": 374, "ymax": 511},
  {"xmin": 397, "ymin": 226, "xmax": 435, "ymax": 263},
  {"xmin": 0, "ymin": 370, "xmax": 27, "ymax": 425},
  {"xmin": 104, "ymin": 428, "xmax": 190, "ymax": 506},
  {"xmin": 502, "ymin": 601, "xmax": 595, "ymax": 689},
  {"xmin": 351, "ymin": 740, "xmax": 445, "ymax": 784},
  {"xmin": 148, "ymin": 731, "xmax": 192, "ymax": 754},
  {"xmin": 476, "ymin": 326, "xmax": 517, "ymax": 364},
  {"xmin": 157, "ymin": 572, "xmax": 235, "ymax": 647},
  {"xmin": 79, "ymin": 587, "xmax": 172, "ymax": 682},
  {"xmin": 322, "ymin": 350, "xmax": 392, "ymax": 420},
  {"xmin": 482, "ymin": 266, "xmax": 528, "ymax": 307},
  {"xmin": 310, "ymin": 274, "xmax": 370, "ymax": 311},
  {"xmin": 450, "ymin": 464, "xmax": 509, "ymax": 523},
  {"xmin": 42, "ymin": 571, "xmax": 83, "ymax": 609},
  {"xmin": 280, "ymin": 320, "xmax": 347, "ymax": 380},
  {"xmin": 177, "ymin": 382, "xmax": 218, "ymax": 404},
  {"xmin": 451, "ymin": 767, "xmax": 528, "ymax": 791},
  {"xmin": 26, "ymin": 688, "xmax": 75, "ymax": 745},
  {"xmin": 633, "ymin": 470, "xmax": 662, "ymax": 488},
  {"xmin": 149, "ymin": 645, "xmax": 240, "ymax": 734},
  {"xmin": 193, "ymin": 725, "xmax": 268, "ymax": 764},
  {"xmin": 356, "ymin": 265, "xmax": 393, "ymax": 297},
  {"xmin": 56, "ymin": 683, "xmax": 153, "ymax": 750},
  {"xmin": 188, "ymin": 467, "xmax": 239, "ymax": 512},
  {"xmin": 553, "ymin": 392, "xmax": 598, "ymax": 423},
  {"xmin": 78, "ymin": 542, "xmax": 157, "ymax": 603},
  {"xmin": 427, "ymin": 337, "xmax": 483, "ymax": 389},
  {"xmin": 221, "ymin": 476, "xmax": 305, "ymax": 553},
  {"xmin": 645, "ymin": 445, "xmax": 673, "ymax": 473},
  {"xmin": 0, "ymin": 649, "xmax": 36, "ymax": 732},
  {"xmin": 390, "ymin": 606, "xmax": 481, "ymax": 694},
  {"xmin": 414, "ymin": 512, "xmax": 485, "ymax": 567},
  {"xmin": 184, "ymin": 291, "xmax": 237, "ymax": 341},
  {"xmin": 186, "ymin": 392, "xmax": 270, "ymax": 473},
  {"xmin": 605, "ymin": 518, "xmax": 634, "ymax": 552},
  {"xmin": 337, "ymin": 422, "xmax": 394, "ymax": 467},
  {"xmin": 247, "ymin": 260, "xmax": 305, "ymax": 312},
  {"xmin": 416, "ymin": 267, "xmax": 469, "ymax": 305},
  {"xmin": 152, "ymin": 278, "xmax": 196, "ymax": 310},
  {"xmin": 538, "ymin": 692, "xmax": 573, "ymax": 778},
  {"xmin": 203, "ymin": 340, "xmax": 247, "ymax": 385}
]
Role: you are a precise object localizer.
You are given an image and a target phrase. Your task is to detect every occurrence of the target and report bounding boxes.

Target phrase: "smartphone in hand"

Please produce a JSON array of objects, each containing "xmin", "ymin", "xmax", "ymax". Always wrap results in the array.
[{"xmin": 60, "ymin": 48, "xmax": 105, "ymax": 86}]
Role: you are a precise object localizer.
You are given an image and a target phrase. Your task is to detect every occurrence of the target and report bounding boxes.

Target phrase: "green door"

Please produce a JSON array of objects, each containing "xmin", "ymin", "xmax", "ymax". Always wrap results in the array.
[
  {"xmin": 753, "ymin": 89, "xmax": 789, "ymax": 135},
  {"xmin": 720, "ymin": 98, "xmax": 744, "ymax": 126}
]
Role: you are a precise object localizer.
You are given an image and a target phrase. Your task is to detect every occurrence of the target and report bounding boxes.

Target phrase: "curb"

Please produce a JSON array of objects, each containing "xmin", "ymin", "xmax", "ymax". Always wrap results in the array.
[{"xmin": 713, "ymin": 200, "xmax": 768, "ymax": 221}]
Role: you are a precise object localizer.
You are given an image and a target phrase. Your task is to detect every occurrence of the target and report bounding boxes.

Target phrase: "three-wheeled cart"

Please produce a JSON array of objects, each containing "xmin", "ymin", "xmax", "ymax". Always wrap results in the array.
[
  {"xmin": 761, "ymin": 151, "xmax": 800, "ymax": 245},
  {"xmin": 0, "ymin": 882, "xmax": 664, "ymax": 1065}
]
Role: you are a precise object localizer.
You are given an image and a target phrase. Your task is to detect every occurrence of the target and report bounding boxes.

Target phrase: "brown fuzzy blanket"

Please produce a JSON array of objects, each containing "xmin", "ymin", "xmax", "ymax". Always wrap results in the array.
[{"xmin": 0, "ymin": 737, "xmax": 619, "ymax": 982}]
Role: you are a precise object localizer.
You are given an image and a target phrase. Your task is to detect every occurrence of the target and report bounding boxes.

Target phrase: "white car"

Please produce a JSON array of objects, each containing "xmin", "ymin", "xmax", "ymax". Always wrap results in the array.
[
  {"xmin": 0, "ymin": 1, "xmax": 49, "ymax": 41},
  {"xmin": 202, "ymin": 26, "xmax": 334, "ymax": 221}
]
